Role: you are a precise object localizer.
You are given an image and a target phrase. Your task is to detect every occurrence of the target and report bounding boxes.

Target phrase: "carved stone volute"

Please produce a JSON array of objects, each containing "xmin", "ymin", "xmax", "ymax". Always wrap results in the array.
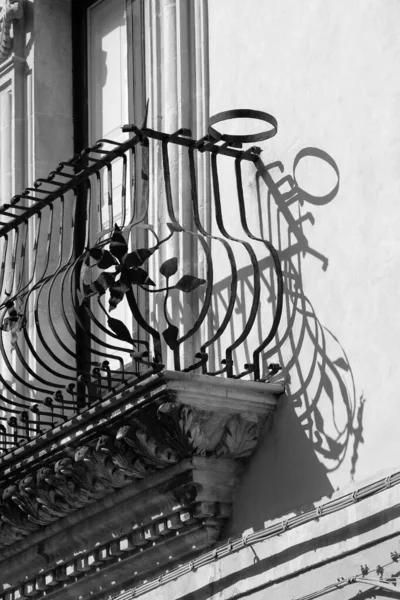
[{"xmin": 0, "ymin": 0, "xmax": 23, "ymax": 64}]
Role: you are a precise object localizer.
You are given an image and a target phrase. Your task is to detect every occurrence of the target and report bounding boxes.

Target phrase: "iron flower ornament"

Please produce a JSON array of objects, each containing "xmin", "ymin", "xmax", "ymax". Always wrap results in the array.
[{"xmin": 79, "ymin": 223, "xmax": 206, "ymax": 352}]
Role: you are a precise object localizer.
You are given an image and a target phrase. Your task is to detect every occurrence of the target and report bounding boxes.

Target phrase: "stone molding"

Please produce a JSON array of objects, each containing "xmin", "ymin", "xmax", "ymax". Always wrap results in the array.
[
  {"xmin": 1, "ymin": 458, "xmax": 239, "ymax": 598},
  {"xmin": 0, "ymin": 371, "xmax": 282, "ymax": 476},
  {"xmin": 0, "ymin": 372, "xmax": 283, "ymax": 597},
  {"xmin": 0, "ymin": 402, "xmax": 262, "ymax": 547},
  {"xmin": 0, "ymin": 0, "xmax": 22, "ymax": 64}
]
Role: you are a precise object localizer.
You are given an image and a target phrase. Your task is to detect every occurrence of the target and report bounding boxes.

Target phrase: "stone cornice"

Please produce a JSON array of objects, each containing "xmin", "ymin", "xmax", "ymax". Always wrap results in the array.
[
  {"xmin": 0, "ymin": 372, "xmax": 283, "ymax": 598},
  {"xmin": 0, "ymin": 372, "xmax": 283, "ymax": 478},
  {"xmin": 1, "ymin": 457, "xmax": 239, "ymax": 597}
]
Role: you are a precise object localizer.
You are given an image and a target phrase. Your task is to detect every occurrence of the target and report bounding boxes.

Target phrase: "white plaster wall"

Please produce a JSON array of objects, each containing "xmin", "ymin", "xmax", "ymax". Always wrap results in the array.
[
  {"xmin": 137, "ymin": 480, "xmax": 400, "ymax": 600},
  {"xmin": 207, "ymin": 0, "xmax": 400, "ymax": 529}
]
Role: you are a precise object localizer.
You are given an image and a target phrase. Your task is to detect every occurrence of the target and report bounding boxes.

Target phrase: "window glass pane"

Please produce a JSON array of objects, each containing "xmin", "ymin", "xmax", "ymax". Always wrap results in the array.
[
  {"xmin": 86, "ymin": 0, "xmax": 134, "ymax": 372},
  {"xmin": 87, "ymin": 0, "xmax": 132, "ymax": 233},
  {"xmin": 87, "ymin": 0, "xmax": 128, "ymax": 143}
]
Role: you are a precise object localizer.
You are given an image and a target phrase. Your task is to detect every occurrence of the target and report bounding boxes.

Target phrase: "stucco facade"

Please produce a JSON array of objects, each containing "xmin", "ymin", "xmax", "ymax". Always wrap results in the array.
[{"xmin": 0, "ymin": 1, "xmax": 399, "ymax": 599}]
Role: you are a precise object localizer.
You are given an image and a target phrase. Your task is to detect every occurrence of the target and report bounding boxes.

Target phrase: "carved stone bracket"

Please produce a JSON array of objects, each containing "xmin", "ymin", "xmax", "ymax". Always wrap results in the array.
[
  {"xmin": 0, "ymin": 372, "xmax": 283, "ymax": 598},
  {"xmin": 0, "ymin": 0, "xmax": 23, "ymax": 64}
]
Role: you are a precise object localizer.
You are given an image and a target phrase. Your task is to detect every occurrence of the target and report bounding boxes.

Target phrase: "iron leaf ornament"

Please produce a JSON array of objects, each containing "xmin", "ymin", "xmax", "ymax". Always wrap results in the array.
[
  {"xmin": 80, "ymin": 223, "xmax": 206, "ymax": 352},
  {"xmin": 175, "ymin": 274, "xmax": 205, "ymax": 293},
  {"xmin": 107, "ymin": 317, "xmax": 135, "ymax": 345},
  {"xmin": 160, "ymin": 257, "xmax": 178, "ymax": 278},
  {"xmin": 162, "ymin": 324, "xmax": 179, "ymax": 349}
]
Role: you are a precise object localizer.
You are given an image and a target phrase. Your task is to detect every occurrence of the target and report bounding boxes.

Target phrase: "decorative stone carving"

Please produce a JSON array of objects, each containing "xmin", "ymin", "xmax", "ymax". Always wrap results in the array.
[
  {"xmin": 216, "ymin": 413, "xmax": 262, "ymax": 457},
  {"xmin": 75, "ymin": 443, "xmax": 132, "ymax": 489},
  {"xmin": 0, "ymin": 401, "xmax": 268, "ymax": 547},
  {"xmin": 0, "ymin": 0, "xmax": 23, "ymax": 64},
  {"xmin": 0, "ymin": 485, "xmax": 37, "ymax": 543},
  {"xmin": 97, "ymin": 434, "xmax": 150, "ymax": 479},
  {"xmin": 0, "ymin": 372, "xmax": 283, "ymax": 598},
  {"xmin": 116, "ymin": 422, "xmax": 179, "ymax": 468},
  {"xmin": 42, "ymin": 464, "xmax": 92, "ymax": 511}
]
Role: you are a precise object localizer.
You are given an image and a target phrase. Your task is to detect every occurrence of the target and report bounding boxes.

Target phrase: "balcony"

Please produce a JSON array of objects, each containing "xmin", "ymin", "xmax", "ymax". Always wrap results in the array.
[{"xmin": 0, "ymin": 110, "xmax": 285, "ymax": 599}]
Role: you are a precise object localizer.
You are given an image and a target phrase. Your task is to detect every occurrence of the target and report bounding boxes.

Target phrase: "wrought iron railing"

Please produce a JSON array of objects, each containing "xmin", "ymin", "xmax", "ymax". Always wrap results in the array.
[{"xmin": 0, "ymin": 110, "xmax": 283, "ymax": 454}]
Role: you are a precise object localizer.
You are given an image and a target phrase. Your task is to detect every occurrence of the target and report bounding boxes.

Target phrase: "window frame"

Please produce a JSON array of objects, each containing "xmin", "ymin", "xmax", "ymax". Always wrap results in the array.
[
  {"xmin": 71, "ymin": 0, "xmax": 146, "ymax": 155},
  {"xmin": 71, "ymin": 0, "xmax": 146, "ymax": 385}
]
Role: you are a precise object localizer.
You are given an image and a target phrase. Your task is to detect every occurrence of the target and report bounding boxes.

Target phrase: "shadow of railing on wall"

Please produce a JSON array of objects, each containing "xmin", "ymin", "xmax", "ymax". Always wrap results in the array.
[
  {"xmin": 255, "ymin": 147, "xmax": 365, "ymax": 479},
  {"xmin": 204, "ymin": 145, "xmax": 364, "ymax": 481}
]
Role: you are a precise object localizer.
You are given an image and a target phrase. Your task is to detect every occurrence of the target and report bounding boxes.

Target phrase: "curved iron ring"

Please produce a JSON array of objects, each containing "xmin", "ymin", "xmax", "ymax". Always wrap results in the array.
[{"xmin": 208, "ymin": 109, "xmax": 277, "ymax": 144}]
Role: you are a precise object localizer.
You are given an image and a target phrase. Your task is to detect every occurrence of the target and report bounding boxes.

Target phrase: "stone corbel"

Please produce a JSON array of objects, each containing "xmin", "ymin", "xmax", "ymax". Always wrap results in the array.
[
  {"xmin": 0, "ymin": 0, "xmax": 23, "ymax": 64},
  {"xmin": 0, "ymin": 372, "xmax": 284, "ymax": 598}
]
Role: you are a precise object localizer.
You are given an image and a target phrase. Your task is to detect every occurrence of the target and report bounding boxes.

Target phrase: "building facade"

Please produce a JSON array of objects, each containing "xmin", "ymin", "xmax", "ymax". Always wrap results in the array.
[{"xmin": 0, "ymin": 1, "xmax": 399, "ymax": 599}]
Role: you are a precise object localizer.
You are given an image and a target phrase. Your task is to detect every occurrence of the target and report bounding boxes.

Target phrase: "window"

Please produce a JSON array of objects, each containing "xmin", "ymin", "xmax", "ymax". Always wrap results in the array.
[
  {"xmin": 72, "ymin": 0, "xmax": 147, "ymax": 374},
  {"xmin": 72, "ymin": 0, "xmax": 145, "ymax": 151},
  {"xmin": 87, "ymin": 0, "xmax": 129, "ymax": 144}
]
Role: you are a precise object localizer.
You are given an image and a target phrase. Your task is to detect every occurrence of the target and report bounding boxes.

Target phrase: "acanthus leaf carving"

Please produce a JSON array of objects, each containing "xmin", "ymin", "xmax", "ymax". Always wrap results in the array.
[
  {"xmin": 43, "ymin": 466, "xmax": 93, "ymax": 511},
  {"xmin": 7, "ymin": 482, "xmax": 55, "ymax": 527},
  {"xmin": 116, "ymin": 423, "xmax": 179, "ymax": 468},
  {"xmin": 20, "ymin": 474, "xmax": 70, "ymax": 520},
  {"xmin": 157, "ymin": 402, "xmax": 209, "ymax": 456},
  {"xmin": 0, "ymin": 485, "xmax": 38, "ymax": 541},
  {"xmin": 0, "ymin": 398, "xmax": 270, "ymax": 547},
  {"xmin": 215, "ymin": 414, "xmax": 264, "ymax": 458},
  {"xmin": 54, "ymin": 457, "xmax": 102, "ymax": 502},
  {"xmin": 74, "ymin": 444, "xmax": 132, "ymax": 489},
  {"xmin": 95, "ymin": 434, "xmax": 150, "ymax": 479}
]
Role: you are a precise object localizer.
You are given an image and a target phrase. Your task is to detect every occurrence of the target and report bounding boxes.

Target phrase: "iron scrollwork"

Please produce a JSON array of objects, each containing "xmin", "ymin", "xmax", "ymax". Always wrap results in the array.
[{"xmin": 0, "ymin": 109, "xmax": 283, "ymax": 453}]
